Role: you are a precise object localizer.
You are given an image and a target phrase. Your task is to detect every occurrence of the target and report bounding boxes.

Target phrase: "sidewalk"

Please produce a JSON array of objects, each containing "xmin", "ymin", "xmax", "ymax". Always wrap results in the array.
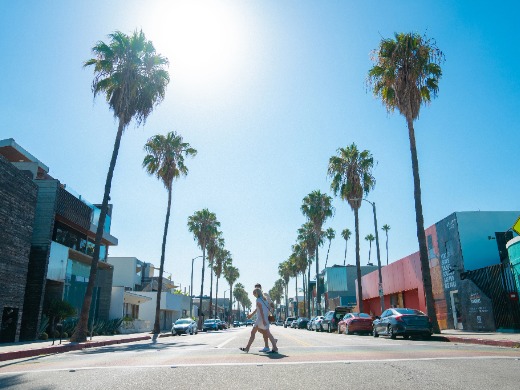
[
  {"xmin": 439, "ymin": 329, "xmax": 520, "ymax": 348},
  {"xmin": 0, "ymin": 332, "xmax": 172, "ymax": 363}
]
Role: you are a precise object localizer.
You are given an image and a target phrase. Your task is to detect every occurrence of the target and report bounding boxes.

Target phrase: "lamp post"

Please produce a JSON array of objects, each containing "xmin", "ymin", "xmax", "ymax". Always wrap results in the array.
[
  {"xmin": 190, "ymin": 255, "xmax": 203, "ymax": 318},
  {"xmin": 223, "ymin": 289, "xmax": 230, "ymax": 321},
  {"xmin": 363, "ymin": 199, "xmax": 384, "ymax": 313}
]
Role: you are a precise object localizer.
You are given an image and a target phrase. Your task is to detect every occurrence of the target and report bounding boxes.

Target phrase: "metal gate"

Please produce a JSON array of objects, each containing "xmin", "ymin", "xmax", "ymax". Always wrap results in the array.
[{"xmin": 461, "ymin": 262, "xmax": 520, "ymax": 330}]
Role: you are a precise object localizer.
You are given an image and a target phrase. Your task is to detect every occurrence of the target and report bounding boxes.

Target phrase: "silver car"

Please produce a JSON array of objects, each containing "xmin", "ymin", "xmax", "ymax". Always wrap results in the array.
[{"xmin": 172, "ymin": 318, "xmax": 198, "ymax": 335}]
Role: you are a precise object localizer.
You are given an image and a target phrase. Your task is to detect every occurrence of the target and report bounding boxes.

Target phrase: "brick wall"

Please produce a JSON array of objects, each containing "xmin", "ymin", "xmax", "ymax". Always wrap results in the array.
[{"xmin": 0, "ymin": 155, "xmax": 38, "ymax": 342}]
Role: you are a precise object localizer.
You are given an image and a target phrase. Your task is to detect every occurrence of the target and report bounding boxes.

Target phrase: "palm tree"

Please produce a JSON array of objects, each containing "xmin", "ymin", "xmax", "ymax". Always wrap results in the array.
[
  {"xmin": 324, "ymin": 227, "xmax": 336, "ymax": 269},
  {"xmin": 278, "ymin": 261, "xmax": 291, "ymax": 319},
  {"xmin": 72, "ymin": 30, "xmax": 169, "ymax": 342},
  {"xmin": 368, "ymin": 32, "xmax": 444, "ymax": 333},
  {"xmin": 301, "ymin": 190, "xmax": 334, "ymax": 315},
  {"xmin": 269, "ymin": 279, "xmax": 285, "ymax": 318},
  {"xmin": 365, "ymin": 234, "xmax": 375, "ymax": 265},
  {"xmin": 341, "ymin": 228, "xmax": 352, "ymax": 265},
  {"xmin": 328, "ymin": 143, "xmax": 375, "ymax": 313},
  {"xmin": 142, "ymin": 131, "xmax": 196, "ymax": 335},
  {"xmin": 382, "ymin": 224, "xmax": 391, "ymax": 266},
  {"xmin": 233, "ymin": 283, "xmax": 246, "ymax": 321},
  {"xmin": 206, "ymin": 233, "xmax": 224, "ymax": 318},
  {"xmin": 187, "ymin": 209, "xmax": 220, "ymax": 326},
  {"xmin": 223, "ymin": 263, "xmax": 239, "ymax": 323},
  {"xmin": 213, "ymin": 247, "xmax": 231, "ymax": 319},
  {"xmin": 297, "ymin": 222, "xmax": 317, "ymax": 316}
]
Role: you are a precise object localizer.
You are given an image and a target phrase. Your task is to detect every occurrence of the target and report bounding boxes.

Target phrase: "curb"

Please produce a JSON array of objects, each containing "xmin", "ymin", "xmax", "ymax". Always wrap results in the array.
[
  {"xmin": 0, "ymin": 336, "xmax": 151, "ymax": 362},
  {"xmin": 443, "ymin": 336, "xmax": 520, "ymax": 349}
]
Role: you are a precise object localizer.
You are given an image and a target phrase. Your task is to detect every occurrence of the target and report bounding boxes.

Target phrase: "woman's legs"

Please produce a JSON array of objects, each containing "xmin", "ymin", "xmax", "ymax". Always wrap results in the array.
[
  {"xmin": 244, "ymin": 326, "xmax": 258, "ymax": 351},
  {"xmin": 258, "ymin": 328, "xmax": 277, "ymax": 351}
]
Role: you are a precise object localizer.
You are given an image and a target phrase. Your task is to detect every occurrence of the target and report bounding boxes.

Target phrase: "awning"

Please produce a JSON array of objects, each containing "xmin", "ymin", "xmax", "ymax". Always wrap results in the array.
[{"xmin": 124, "ymin": 291, "xmax": 152, "ymax": 305}]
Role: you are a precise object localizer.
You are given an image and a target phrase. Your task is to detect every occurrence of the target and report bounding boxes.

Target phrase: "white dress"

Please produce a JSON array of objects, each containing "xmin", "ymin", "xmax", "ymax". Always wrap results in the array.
[{"xmin": 255, "ymin": 297, "xmax": 270, "ymax": 330}]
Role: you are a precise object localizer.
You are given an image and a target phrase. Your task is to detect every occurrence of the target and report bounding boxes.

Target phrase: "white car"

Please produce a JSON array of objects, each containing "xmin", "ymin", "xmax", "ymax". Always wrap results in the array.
[
  {"xmin": 312, "ymin": 316, "xmax": 325, "ymax": 331},
  {"xmin": 172, "ymin": 318, "xmax": 198, "ymax": 335}
]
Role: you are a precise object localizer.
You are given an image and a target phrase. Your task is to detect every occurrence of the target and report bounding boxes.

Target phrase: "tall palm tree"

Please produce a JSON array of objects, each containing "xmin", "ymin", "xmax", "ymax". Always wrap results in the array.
[
  {"xmin": 324, "ymin": 227, "xmax": 336, "ymax": 269},
  {"xmin": 72, "ymin": 30, "xmax": 169, "ymax": 342},
  {"xmin": 328, "ymin": 144, "xmax": 375, "ymax": 313},
  {"xmin": 223, "ymin": 263, "xmax": 239, "ymax": 323},
  {"xmin": 278, "ymin": 261, "xmax": 291, "ymax": 319},
  {"xmin": 382, "ymin": 224, "xmax": 391, "ymax": 266},
  {"xmin": 206, "ymin": 233, "xmax": 223, "ymax": 318},
  {"xmin": 365, "ymin": 234, "xmax": 375, "ymax": 265},
  {"xmin": 301, "ymin": 190, "xmax": 334, "ymax": 315},
  {"xmin": 213, "ymin": 247, "xmax": 231, "ymax": 319},
  {"xmin": 187, "ymin": 209, "xmax": 220, "ymax": 326},
  {"xmin": 233, "ymin": 283, "xmax": 246, "ymax": 321},
  {"xmin": 293, "ymin": 243, "xmax": 309, "ymax": 316},
  {"xmin": 341, "ymin": 228, "xmax": 352, "ymax": 265},
  {"xmin": 297, "ymin": 222, "xmax": 318, "ymax": 316},
  {"xmin": 142, "ymin": 131, "xmax": 196, "ymax": 335},
  {"xmin": 368, "ymin": 32, "xmax": 444, "ymax": 333}
]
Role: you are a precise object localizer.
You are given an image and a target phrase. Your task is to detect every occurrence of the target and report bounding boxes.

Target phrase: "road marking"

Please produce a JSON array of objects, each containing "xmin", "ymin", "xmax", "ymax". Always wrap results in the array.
[
  {"xmin": 1, "ymin": 356, "xmax": 517, "ymax": 376},
  {"xmin": 216, "ymin": 336, "xmax": 236, "ymax": 349}
]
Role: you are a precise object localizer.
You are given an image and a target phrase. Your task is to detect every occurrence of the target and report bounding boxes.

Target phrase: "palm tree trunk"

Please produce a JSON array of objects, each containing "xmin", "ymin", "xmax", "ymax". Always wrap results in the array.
[
  {"xmin": 307, "ymin": 263, "xmax": 311, "ymax": 317},
  {"xmin": 303, "ymin": 272, "xmax": 307, "ymax": 316},
  {"xmin": 71, "ymin": 119, "xmax": 124, "ymax": 342},
  {"xmin": 325, "ymin": 240, "xmax": 332, "ymax": 268},
  {"xmin": 228, "ymin": 283, "xmax": 233, "ymax": 324},
  {"xmin": 355, "ymin": 207, "xmax": 363, "ymax": 313},
  {"xmin": 406, "ymin": 115, "xmax": 440, "ymax": 333},
  {"xmin": 209, "ymin": 266, "xmax": 214, "ymax": 318},
  {"xmin": 215, "ymin": 276, "xmax": 219, "ymax": 319},
  {"xmin": 285, "ymin": 283, "xmax": 289, "ymax": 319},
  {"xmin": 198, "ymin": 247, "xmax": 206, "ymax": 329},
  {"xmin": 385, "ymin": 231, "xmax": 389, "ymax": 266},
  {"xmin": 295, "ymin": 275, "xmax": 298, "ymax": 317},
  {"xmin": 153, "ymin": 186, "xmax": 172, "ymax": 334},
  {"xmin": 369, "ymin": 241, "xmax": 372, "ymax": 263},
  {"xmin": 344, "ymin": 238, "xmax": 348, "ymax": 265},
  {"xmin": 315, "ymin": 246, "xmax": 321, "ymax": 315}
]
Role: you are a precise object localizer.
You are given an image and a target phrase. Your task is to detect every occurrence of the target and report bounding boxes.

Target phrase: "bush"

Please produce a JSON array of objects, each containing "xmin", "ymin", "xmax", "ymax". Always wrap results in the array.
[
  {"xmin": 61, "ymin": 332, "xmax": 68, "ymax": 338},
  {"xmin": 39, "ymin": 332, "xmax": 48, "ymax": 340}
]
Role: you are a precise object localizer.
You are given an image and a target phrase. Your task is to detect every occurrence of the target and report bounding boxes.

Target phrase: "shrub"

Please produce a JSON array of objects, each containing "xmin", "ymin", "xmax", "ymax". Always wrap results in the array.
[{"xmin": 39, "ymin": 332, "xmax": 48, "ymax": 340}]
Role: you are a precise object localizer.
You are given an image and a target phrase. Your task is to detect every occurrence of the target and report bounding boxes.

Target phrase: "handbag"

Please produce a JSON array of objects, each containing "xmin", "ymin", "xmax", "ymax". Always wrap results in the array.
[{"xmin": 261, "ymin": 297, "xmax": 275, "ymax": 322}]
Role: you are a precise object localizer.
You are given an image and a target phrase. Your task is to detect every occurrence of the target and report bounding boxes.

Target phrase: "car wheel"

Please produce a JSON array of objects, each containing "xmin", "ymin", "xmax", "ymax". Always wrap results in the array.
[
  {"xmin": 403, "ymin": 335, "xmax": 409, "ymax": 340},
  {"xmin": 373, "ymin": 326, "xmax": 379, "ymax": 337},
  {"xmin": 346, "ymin": 325, "xmax": 352, "ymax": 335},
  {"xmin": 388, "ymin": 326, "xmax": 396, "ymax": 339},
  {"xmin": 423, "ymin": 333, "xmax": 432, "ymax": 340},
  {"xmin": 320, "ymin": 325, "xmax": 324, "ymax": 332}
]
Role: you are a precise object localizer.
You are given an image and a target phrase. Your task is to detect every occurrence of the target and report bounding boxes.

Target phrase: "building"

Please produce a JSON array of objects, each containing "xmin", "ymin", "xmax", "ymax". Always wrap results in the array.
[
  {"xmin": 0, "ymin": 138, "xmax": 118, "ymax": 341},
  {"xmin": 360, "ymin": 211, "xmax": 519, "ymax": 331},
  {"xmin": 108, "ymin": 256, "xmax": 190, "ymax": 332}
]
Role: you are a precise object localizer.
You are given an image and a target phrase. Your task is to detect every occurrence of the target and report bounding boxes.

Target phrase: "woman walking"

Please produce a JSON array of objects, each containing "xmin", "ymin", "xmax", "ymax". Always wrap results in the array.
[{"xmin": 240, "ymin": 288, "xmax": 278, "ymax": 353}]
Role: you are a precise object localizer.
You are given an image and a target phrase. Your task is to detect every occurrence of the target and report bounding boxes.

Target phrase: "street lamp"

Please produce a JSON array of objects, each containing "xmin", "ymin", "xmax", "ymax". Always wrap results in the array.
[
  {"xmin": 190, "ymin": 255, "xmax": 203, "ymax": 318},
  {"xmin": 349, "ymin": 198, "xmax": 385, "ymax": 314}
]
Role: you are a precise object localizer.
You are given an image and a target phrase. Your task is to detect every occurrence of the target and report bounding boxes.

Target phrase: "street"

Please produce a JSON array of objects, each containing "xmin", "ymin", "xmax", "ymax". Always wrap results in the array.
[{"xmin": 1, "ymin": 326, "xmax": 520, "ymax": 389}]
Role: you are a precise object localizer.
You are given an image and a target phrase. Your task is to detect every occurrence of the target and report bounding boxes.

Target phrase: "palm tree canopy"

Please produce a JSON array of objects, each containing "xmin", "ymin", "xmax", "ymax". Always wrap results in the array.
[
  {"xmin": 207, "ymin": 233, "xmax": 224, "ymax": 267},
  {"xmin": 214, "ymin": 247, "xmax": 231, "ymax": 279},
  {"xmin": 328, "ymin": 143, "xmax": 375, "ymax": 211},
  {"xmin": 382, "ymin": 224, "xmax": 391, "ymax": 232},
  {"xmin": 223, "ymin": 263, "xmax": 239, "ymax": 287},
  {"xmin": 325, "ymin": 227, "xmax": 335, "ymax": 241},
  {"xmin": 278, "ymin": 261, "xmax": 291, "ymax": 284},
  {"xmin": 143, "ymin": 131, "xmax": 197, "ymax": 190},
  {"xmin": 301, "ymin": 190, "xmax": 335, "ymax": 234},
  {"xmin": 187, "ymin": 209, "xmax": 220, "ymax": 251},
  {"xmin": 297, "ymin": 222, "xmax": 320, "ymax": 259},
  {"xmin": 84, "ymin": 30, "xmax": 170, "ymax": 127},
  {"xmin": 365, "ymin": 234, "xmax": 375, "ymax": 242},
  {"xmin": 341, "ymin": 228, "xmax": 352, "ymax": 241},
  {"xmin": 367, "ymin": 32, "xmax": 444, "ymax": 121}
]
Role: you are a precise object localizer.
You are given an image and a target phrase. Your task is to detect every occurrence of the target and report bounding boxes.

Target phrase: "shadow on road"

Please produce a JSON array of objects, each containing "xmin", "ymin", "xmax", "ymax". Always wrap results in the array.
[{"xmin": 79, "ymin": 340, "xmax": 209, "ymax": 355}]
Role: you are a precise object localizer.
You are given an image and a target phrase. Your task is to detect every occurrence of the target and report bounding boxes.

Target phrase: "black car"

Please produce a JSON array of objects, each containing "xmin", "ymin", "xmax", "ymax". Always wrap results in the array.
[
  {"xmin": 296, "ymin": 317, "xmax": 309, "ymax": 329},
  {"xmin": 373, "ymin": 308, "xmax": 433, "ymax": 339},
  {"xmin": 321, "ymin": 306, "xmax": 351, "ymax": 333}
]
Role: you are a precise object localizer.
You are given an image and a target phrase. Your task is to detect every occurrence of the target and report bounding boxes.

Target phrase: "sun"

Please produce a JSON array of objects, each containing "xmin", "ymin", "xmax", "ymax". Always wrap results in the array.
[{"xmin": 146, "ymin": 0, "xmax": 245, "ymax": 90}]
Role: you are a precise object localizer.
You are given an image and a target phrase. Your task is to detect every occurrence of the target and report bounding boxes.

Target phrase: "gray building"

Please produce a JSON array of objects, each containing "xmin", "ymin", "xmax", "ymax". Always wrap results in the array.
[{"xmin": 0, "ymin": 139, "xmax": 118, "ymax": 341}]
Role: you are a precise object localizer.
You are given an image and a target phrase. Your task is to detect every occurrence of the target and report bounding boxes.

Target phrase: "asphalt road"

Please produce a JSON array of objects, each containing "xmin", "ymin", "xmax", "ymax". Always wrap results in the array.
[{"xmin": 1, "ymin": 325, "xmax": 520, "ymax": 389}]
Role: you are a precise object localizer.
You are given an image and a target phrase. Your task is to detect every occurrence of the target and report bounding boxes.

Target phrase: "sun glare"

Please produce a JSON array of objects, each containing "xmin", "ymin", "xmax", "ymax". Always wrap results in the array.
[{"xmin": 147, "ymin": 0, "xmax": 245, "ymax": 90}]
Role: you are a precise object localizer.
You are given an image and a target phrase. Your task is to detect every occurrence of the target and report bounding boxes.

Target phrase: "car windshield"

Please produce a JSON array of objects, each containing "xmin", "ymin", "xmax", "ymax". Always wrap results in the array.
[
  {"xmin": 204, "ymin": 320, "xmax": 216, "ymax": 324},
  {"xmin": 354, "ymin": 313, "xmax": 372, "ymax": 318},
  {"xmin": 394, "ymin": 308, "xmax": 425, "ymax": 315},
  {"xmin": 175, "ymin": 319, "xmax": 191, "ymax": 324}
]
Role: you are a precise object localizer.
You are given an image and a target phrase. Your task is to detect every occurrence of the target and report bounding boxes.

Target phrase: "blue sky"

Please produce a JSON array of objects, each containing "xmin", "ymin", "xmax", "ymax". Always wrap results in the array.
[{"xmin": 2, "ymin": 0, "xmax": 519, "ymax": 302}]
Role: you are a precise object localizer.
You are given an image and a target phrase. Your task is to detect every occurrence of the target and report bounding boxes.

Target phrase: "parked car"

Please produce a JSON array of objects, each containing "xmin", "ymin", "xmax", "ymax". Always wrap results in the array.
[
  {"xmin": 172, "ymin": 318, "xmax": 198, "ymax": 335},
  {"xmin": 284, "ymin": 317, "xmax": 296, "ymax": 328},
  {"xmin": 321, "ymin": 306, "xmax": 353, "ymax": 333},
  {"xmin": 245, "ymin": 319, "xmax": 254, "ymax": 326},
  {"xmin": 296, "ymin": 317, "xmax": 309, "ymax": 329},
  {"xmin": 233, "ymin": 320, "xmax": 241, "ymax": 327},
  {"xmin": 312, "ymin": 316, "xmax": 324, "ymax": 331},
  {"xmin": 290, "ymin": 319, "xmax": 298, "ymax": 328},
  {"xmin": 338, "ymin": 312, "xmax": 374, "ymax": 335},
  {"xmin": 373, "ymin": 308, "xmax": 433, "ymax": 339},
  {"xmin": 307, "ymin": 316, "xmax": 316, "ymax": 330},
  {"xmin": 275, "ymin": 319, "xmax": 284, "ymax": 326},
  {"xmin": 202, "ymin": 319, "xmax": 219, "ymax": 332},
  {"xmin": 210, "ymin": 319, "xmax": 226, "ymax": 330}
]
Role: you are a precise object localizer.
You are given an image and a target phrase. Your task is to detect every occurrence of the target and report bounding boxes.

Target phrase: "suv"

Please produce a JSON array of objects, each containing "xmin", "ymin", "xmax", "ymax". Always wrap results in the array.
[
  {"xmin": 322, "ymin": 306, "xmax": 353, "ymax": 333},
  {"xmin": 284, "ymin": 317, "xmax": 296, "ymax": 328}
]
